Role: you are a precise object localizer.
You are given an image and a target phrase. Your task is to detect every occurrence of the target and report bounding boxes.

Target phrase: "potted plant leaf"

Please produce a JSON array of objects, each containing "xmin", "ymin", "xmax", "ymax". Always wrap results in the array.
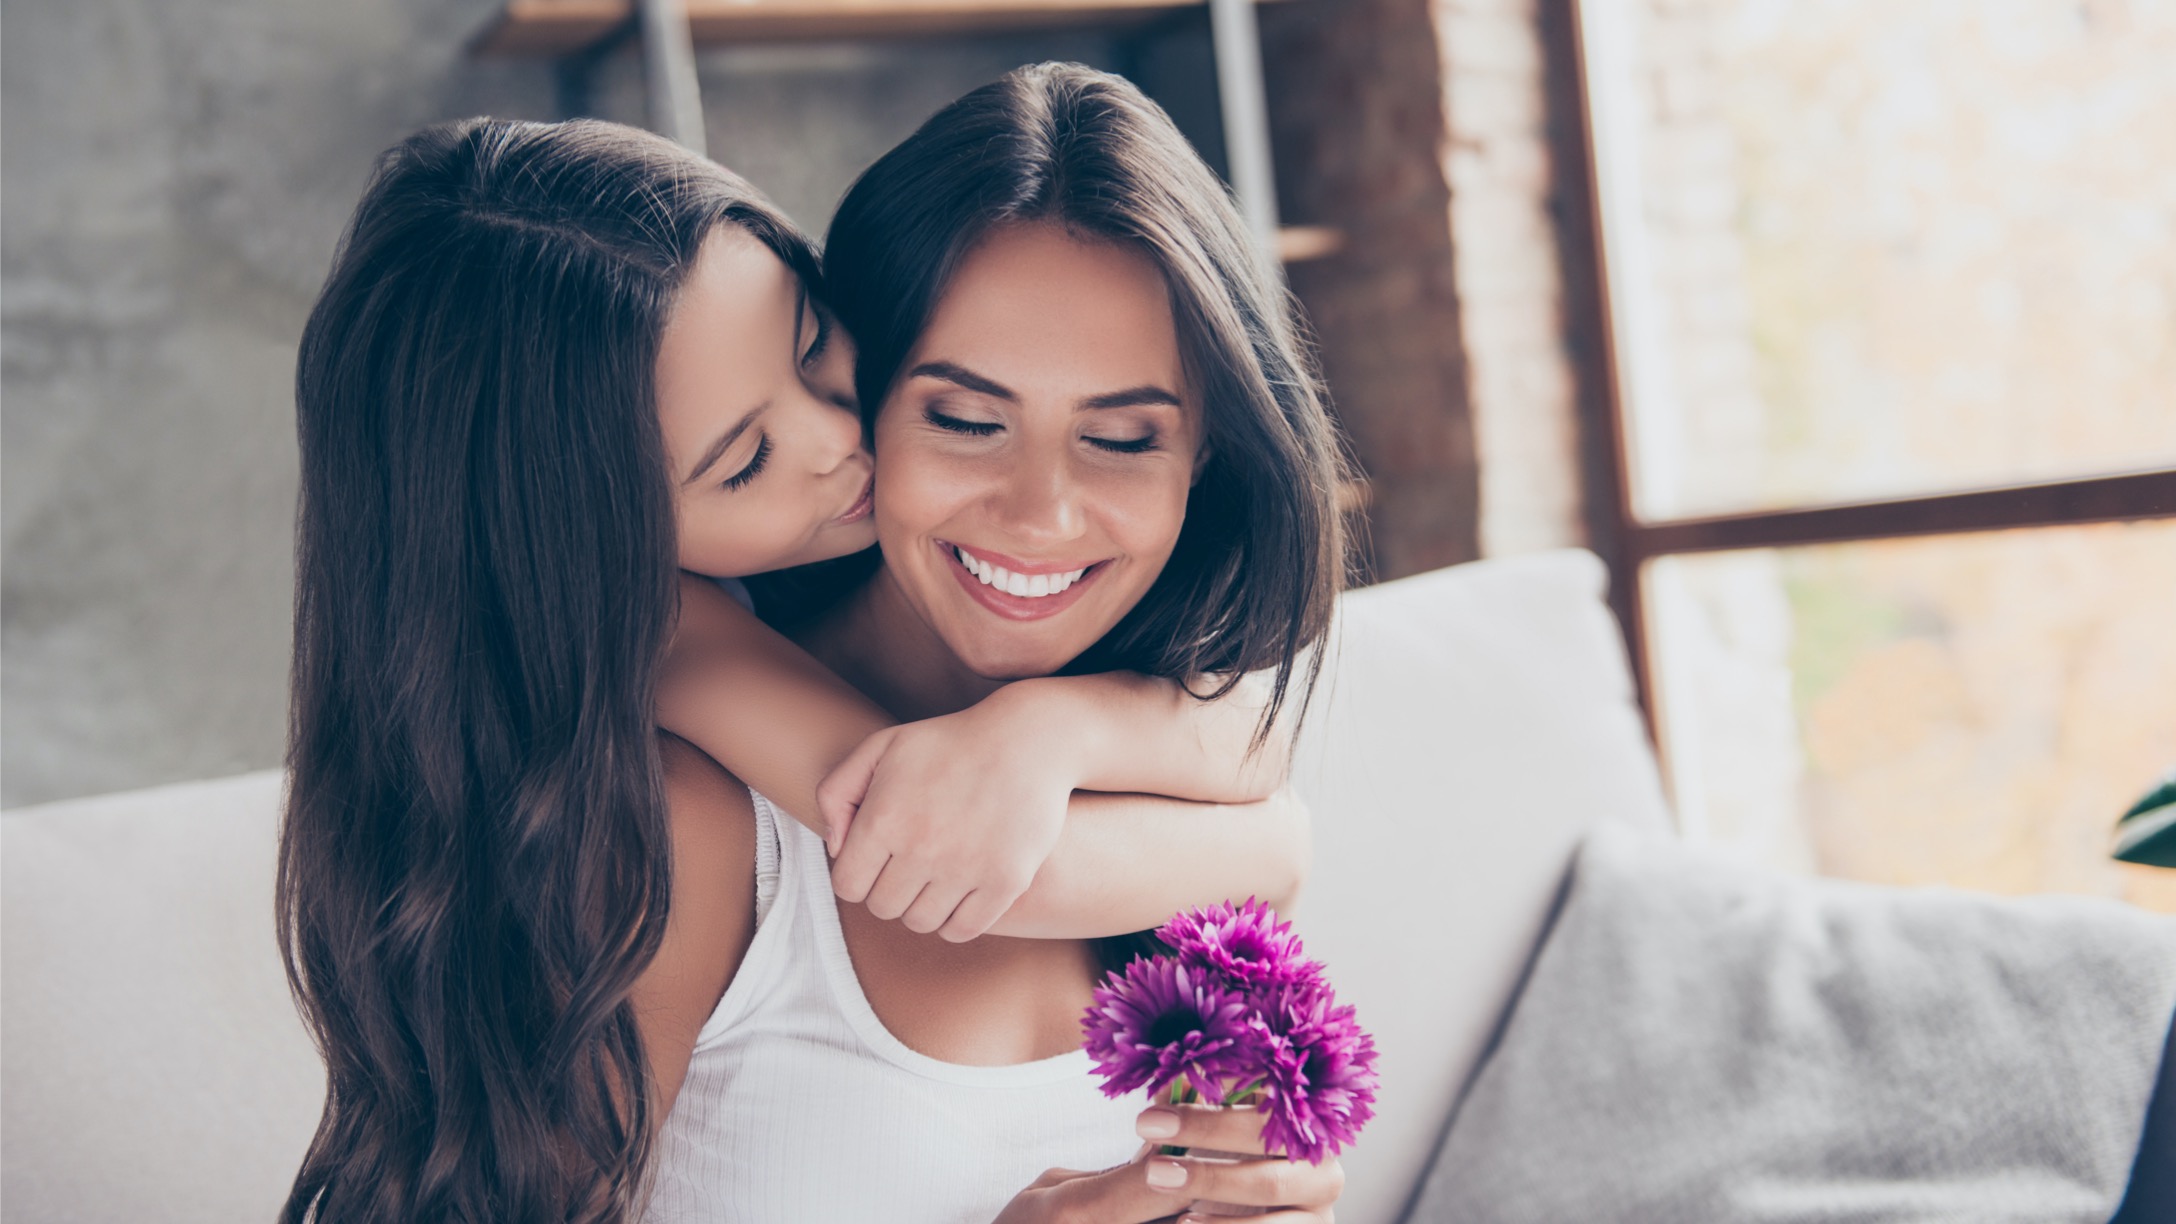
[{"xmin": 2115, "ymin": 769, "xmax": 2176, "ymax": 869}]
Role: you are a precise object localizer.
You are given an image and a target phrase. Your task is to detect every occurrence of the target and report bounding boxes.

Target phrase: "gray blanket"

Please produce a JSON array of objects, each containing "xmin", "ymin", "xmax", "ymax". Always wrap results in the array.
[{"xmin": 1412, "ymin": 824, "xmax": 2176, "ymax": 1223}]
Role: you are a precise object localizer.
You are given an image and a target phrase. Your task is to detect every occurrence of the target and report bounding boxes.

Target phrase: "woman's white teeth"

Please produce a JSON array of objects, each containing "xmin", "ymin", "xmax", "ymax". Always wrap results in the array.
[{"xmin": 954, "ymin": 547, "xmax": 1088, "ymax": 598}]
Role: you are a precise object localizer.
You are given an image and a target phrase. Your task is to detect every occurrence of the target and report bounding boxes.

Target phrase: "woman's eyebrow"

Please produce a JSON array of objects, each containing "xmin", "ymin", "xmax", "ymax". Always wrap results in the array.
[
  {"xmin": 908, "ymin": 361, "xmax": 1180, "ymax": 411},
  {"xmin": 908, "ymin": 360, "xmax": 1015, "ymax": 400},
  {"xmin": 1080, "ymin": 385, "xmax": 1182, "ymax": 410},
  {"xmin": 684, "ymin": 407, "xmax": 762, "ymax": 485}
]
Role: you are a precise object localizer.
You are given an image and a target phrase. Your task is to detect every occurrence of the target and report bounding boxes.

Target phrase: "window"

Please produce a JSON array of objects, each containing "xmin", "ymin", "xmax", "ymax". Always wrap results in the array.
[{"xmin": 1565, "ymin": 0, "xmax": 2176, "ymax": 909}]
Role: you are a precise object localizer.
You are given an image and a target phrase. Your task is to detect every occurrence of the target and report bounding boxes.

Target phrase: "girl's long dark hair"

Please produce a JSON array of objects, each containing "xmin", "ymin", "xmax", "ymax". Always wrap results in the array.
[
  {"xmin": 824, "ymin": 63, "xmax": 1353, "ymax": 742},
  {"xmin": 279, "ymin": 118, "xmax": 816, "ymax": 1223}
]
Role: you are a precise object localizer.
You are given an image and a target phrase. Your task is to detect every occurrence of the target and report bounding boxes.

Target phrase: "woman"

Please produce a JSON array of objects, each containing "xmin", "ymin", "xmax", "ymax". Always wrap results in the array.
[{"xmin": 640, "ymin": 64, "xmax": 1351, "ymax": 1222}]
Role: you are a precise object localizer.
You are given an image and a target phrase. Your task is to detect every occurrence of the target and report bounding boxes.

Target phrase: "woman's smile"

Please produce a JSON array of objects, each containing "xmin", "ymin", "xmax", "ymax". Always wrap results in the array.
[{"xmin": 939, "ymin": 539, "xmax": 1112, "ymax": 621}]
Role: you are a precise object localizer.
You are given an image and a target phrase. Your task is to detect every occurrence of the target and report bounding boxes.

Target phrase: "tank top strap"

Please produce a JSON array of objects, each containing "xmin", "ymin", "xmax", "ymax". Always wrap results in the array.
[
  {"xmin": 752, "ymin": 790, "xmax": 784, "ymax": 927},
  {"xmin": 690, "ymin": 788, "xmax": 799, "ymax": 1050}
]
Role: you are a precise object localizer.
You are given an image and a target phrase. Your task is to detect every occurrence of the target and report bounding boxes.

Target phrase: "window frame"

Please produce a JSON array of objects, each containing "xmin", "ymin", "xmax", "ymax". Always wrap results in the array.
[{"xmin": 1541, "ymin": 0, "xmax": 2176, "ymax": 736}]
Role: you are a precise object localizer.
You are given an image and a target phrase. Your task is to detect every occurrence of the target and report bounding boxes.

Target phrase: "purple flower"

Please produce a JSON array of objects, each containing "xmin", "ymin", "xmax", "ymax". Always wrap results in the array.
[
  {"xmin": 1155, "ymin": 898, "xmax": 1322, "ymax": 990},
  {"xmin": 1244, "ymin": 981, "xmax": 1381, "ymax": 1164},
  {"xmin": 1080, "ymin": 956, "xmax": 1258, "ymax": 1102}
]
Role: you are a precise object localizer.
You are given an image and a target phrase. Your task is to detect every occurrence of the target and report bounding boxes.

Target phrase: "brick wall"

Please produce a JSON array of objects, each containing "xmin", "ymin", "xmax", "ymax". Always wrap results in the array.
[
  {"xmin": 1262, "ymin": 0, "xmax": 1480, "ymax": 581},
  {"xmin": 1263, "ymin": 0, "xmax": 1592, "ymax": 579}
]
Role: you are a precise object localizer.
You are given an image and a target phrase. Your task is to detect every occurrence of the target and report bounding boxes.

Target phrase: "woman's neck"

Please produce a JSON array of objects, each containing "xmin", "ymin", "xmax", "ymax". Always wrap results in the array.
[{"xmin": 796, "ymin": 565, "xmax": 1005, "ymax": 722}]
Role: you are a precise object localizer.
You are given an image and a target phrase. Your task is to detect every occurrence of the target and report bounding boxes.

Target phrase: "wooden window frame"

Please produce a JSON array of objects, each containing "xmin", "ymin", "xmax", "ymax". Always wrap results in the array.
[{"xmin": 1539, "ymin": 0, "xmax": 2176, "ymax": 729}]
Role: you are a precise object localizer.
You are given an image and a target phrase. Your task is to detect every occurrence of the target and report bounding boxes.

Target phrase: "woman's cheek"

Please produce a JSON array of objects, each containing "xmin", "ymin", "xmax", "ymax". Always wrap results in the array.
[
  {"xmin": 878, "ymin": 446, "xmax": 979, "ymax": 536},
  {"xmin": 1090, "ymin": 458, "xmax": 1193, "ymax": 560}
]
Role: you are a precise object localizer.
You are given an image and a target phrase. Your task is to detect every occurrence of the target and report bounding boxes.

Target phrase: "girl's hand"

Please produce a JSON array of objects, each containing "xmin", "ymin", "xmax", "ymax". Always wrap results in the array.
[
  {"xmin": 989, "ymin": 1104, "xmax": 1345, "ymax": 1223},
  {"xmin": 820, "ymin": 686, "xmax": 1082, "ymax": 942}
]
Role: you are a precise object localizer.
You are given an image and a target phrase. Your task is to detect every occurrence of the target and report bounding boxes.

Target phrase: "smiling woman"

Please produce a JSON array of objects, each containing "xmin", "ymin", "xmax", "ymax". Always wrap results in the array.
[
  {"xmin": 638, "ymin": 62, "xmax": 1355, "ymax": 1224},
  {"xmin": 876, "ymin": 222, "xmax": 1205, "ymax": 680}
]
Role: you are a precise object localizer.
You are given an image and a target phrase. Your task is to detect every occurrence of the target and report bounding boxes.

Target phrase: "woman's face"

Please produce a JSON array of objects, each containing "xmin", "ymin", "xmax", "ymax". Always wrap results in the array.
[
  {"xmin": 871, "ymin": 222, "xmax": 1204, "ymax": 681},
  {"xmin": 657, "ymin": 225, "xmax": 876, "ymax": 579}
]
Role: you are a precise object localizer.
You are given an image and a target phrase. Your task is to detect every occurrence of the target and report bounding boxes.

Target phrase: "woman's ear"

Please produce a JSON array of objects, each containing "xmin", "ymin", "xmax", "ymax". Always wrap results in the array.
[{"xmin": 1192, "ymin": 439, "xmax": 1214, "ymax": 485}]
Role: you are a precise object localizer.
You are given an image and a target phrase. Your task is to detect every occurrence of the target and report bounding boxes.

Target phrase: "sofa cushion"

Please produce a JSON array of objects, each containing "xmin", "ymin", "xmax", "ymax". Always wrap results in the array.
[
  {"xmin": 1407, "ymin": 822, "xmax": 2176, "ymax": 1223},
  {"xmin": 2, "ymin": 770, "xmax": 322, "ymax": 1224},
  {"xmin": 1289, "ymin": 549, "xmax": 1673, "ymax": 1224}
]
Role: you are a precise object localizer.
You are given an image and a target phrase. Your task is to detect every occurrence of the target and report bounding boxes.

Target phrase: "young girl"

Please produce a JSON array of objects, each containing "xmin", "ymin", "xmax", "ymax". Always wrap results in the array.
[{"xmin": 279, "ymin": 106, "xmax": 1336, "ymax": 1221}]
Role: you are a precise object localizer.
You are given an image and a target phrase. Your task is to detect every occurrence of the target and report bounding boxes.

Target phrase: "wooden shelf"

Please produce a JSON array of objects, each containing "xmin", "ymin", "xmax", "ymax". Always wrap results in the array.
[
  {"xmin": 468, "ymin": 0, "xmax": 1337, "ymax": 265},
  {"xmin": 1275, "ymin": 225, "xmax": 1345, "ymax": 265},
  {"xmin": 470, "ymin": 0, "xmax": 1230, "ymax": 56}
]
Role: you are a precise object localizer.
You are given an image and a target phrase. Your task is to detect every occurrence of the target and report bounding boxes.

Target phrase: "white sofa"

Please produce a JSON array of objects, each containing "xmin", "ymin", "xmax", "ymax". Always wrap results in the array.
[{"xmin": 1, "ymin": 549, "xmax": 1673, "ymax": 1224}]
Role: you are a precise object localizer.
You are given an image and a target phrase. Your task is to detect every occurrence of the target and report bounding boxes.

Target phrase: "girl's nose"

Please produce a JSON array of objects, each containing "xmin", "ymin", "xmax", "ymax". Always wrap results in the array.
[{"xmin": 791, "ymin": 383, "xmax": 865, "ymax": 476}]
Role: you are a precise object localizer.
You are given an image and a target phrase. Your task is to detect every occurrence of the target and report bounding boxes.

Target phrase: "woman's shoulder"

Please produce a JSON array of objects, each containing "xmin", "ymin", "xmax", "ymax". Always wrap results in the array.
[{"xmin": 634, "ymin": 734, "xmax": 761, "ymax": 1114}]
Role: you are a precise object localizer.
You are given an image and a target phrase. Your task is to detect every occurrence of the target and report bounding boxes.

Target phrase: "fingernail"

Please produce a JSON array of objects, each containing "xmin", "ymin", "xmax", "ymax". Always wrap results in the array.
[
  {"xmin": 1135, "ymin": 1108, "xmax": 1180, "ymax": 1140},
  {"xmin": 1146, "ymin": 1159, "xmax": 1188, "ymax": 1190}
]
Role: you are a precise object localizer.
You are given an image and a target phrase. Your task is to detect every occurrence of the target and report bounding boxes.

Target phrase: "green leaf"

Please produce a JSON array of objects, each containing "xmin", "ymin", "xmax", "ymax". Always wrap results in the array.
[{"xmin": 2115, "ymin": 770, "xmax": 2176, "ymax": 869}]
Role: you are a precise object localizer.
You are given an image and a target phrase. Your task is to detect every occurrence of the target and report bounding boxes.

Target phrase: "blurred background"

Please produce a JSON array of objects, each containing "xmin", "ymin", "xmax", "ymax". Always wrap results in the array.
[{"xmin": 5, "ymin": 0, "xmax": 2172, "ymax": 909}]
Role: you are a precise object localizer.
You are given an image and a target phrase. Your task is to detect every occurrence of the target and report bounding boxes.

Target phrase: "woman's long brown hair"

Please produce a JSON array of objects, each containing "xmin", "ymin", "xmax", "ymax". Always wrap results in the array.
[{"xmin": 279, "ymin": 118, "xmax": 817, "ymax": 1222}]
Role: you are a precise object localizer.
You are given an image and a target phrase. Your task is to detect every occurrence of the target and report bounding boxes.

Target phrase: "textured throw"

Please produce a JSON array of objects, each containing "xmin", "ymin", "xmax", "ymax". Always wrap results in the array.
[{"xmin": 1412, "ymin": 823, "xmax": 2176, "ymax": 1224}]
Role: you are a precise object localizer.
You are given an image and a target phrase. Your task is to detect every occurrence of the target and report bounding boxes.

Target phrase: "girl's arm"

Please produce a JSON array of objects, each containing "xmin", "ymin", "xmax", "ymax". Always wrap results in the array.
[{"xmin": 657, "ymin": 573, "xmax": 1307, "ymax": 942}]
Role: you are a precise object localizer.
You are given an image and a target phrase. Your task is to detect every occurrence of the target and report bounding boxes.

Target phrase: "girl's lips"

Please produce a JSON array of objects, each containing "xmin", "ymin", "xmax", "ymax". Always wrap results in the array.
[
  {"xmin": 834, "ymin": 475, "xmax": 874, "ymax": 524},
  {"xmin": 938, "ymin": 539, "xmax": 1108, "ymax": 622}
]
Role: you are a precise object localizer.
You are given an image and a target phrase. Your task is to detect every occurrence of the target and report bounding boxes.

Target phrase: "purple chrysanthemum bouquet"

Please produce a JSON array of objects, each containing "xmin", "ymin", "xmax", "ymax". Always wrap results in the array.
[{"xmin": 1079, "ymin": 899, "xmax": 1379, "ymax": 1172}]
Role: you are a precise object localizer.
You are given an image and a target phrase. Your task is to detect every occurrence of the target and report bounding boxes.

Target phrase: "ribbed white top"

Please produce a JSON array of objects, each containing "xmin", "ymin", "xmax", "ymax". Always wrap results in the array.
[{"xmin": 643, "ymin": 791, "xmax": 1144, "ymax": 1223}]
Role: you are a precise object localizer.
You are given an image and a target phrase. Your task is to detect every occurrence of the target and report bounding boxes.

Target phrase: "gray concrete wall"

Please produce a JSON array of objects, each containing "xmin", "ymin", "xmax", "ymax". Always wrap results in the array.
[{"xmin": 1, "ymin": 0, "xmax": 1112, "ymax": 807}]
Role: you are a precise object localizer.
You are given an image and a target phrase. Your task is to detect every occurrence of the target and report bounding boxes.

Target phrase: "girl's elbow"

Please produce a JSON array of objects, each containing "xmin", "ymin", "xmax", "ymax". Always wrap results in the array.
[{"xmin": 1262, "ymin": 788, "xmax": 1313, "ymax": 913}]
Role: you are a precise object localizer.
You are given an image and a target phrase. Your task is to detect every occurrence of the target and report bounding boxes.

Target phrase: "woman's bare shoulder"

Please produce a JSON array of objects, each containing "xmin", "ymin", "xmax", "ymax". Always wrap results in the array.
[{"xmin": 635, "ymin": 733, "xmax": 760, "ymax": 1115}]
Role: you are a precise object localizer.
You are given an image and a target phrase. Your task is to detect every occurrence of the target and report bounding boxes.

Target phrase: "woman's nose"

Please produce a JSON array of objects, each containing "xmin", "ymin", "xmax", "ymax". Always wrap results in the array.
[{"xmin": 990, "ymin": 451, "xmax": 1086, "ymax": 546}]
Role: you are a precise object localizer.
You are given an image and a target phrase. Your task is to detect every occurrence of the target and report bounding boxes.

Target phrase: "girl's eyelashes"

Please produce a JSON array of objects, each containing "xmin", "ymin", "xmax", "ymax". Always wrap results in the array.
[
  {"xmin": 924, "ymin": 406, "xmax": 1001, "ymax": 436},
  {"xmin": 721, "ymin": 434, "xmax": 772, "ymax": 491},
  {"xmin": 799, "ymin": 306, "xmax": 832, "ymax": 370}
]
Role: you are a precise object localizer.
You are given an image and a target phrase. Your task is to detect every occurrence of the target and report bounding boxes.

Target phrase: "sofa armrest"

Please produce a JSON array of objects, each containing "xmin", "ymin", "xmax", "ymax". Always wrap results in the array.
[
  {"xmin": 2, "ymin": 771, "xmax": 323, "ymax": 1224},
  {"xmin": 1289, "ymin": 550, "xmax": 1672, "ymax": 1224}
]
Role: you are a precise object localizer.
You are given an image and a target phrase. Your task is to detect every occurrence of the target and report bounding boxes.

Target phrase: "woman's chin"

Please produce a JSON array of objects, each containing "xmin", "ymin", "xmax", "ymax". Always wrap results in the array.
[{"xmin": 952, "ymin": 644, "xmax": 1081, "ymax": 683}]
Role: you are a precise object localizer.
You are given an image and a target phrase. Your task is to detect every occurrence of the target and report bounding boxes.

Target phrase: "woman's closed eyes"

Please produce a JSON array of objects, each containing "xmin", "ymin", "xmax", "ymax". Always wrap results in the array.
[{"xmin": 922, "ymin": 405, "xmax": 1160, "ymax": 454}]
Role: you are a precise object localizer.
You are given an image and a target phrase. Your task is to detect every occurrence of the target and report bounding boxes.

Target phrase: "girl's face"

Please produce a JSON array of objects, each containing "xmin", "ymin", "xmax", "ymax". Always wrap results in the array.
[
  {"xmin": 658, "ymin": 225, "xmax": 876, "ymax": 578},
  {"xmin": 871, "ymin": 222, "xmax": 1204, "ymax": 681}
]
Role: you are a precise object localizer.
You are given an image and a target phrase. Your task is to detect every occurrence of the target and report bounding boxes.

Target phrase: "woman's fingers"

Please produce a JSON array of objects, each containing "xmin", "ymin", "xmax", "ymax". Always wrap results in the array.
[
  {"xmin": 1142, "ymin": 1152, "xmax": 1343, "ymax": 1212},
  {"xmin": 1047, "ymin": 1153, "xmax": 1202, "ymax": 1223},
  {"xmin": 1134, "ymin": 1103, "xmax": 1273, "ymax": 1155},
  {"xmin": 989, "ymin": 1156, "xmax": 1178, "ymax": 1224},
  {"xmin": 991, "ymin": 1146, "xmax": 1341, "ymax": 1224}
]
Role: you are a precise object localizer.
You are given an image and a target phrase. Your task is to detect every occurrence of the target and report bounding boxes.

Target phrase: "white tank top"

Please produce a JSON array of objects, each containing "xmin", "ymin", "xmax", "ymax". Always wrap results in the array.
[{"xmin": 643, "ymin": 791, "xmax": 1145, "ymax": 1223}]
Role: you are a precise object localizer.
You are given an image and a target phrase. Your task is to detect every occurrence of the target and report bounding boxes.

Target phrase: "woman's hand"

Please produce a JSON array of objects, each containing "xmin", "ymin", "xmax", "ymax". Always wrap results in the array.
[
  {"xmin": 820, "ymin": 685, "xmax": 1085, "ymax": 942},
  {"xmin": 990, "ymin": 1104, "xmax": 1344, "ymax": 1224}
]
